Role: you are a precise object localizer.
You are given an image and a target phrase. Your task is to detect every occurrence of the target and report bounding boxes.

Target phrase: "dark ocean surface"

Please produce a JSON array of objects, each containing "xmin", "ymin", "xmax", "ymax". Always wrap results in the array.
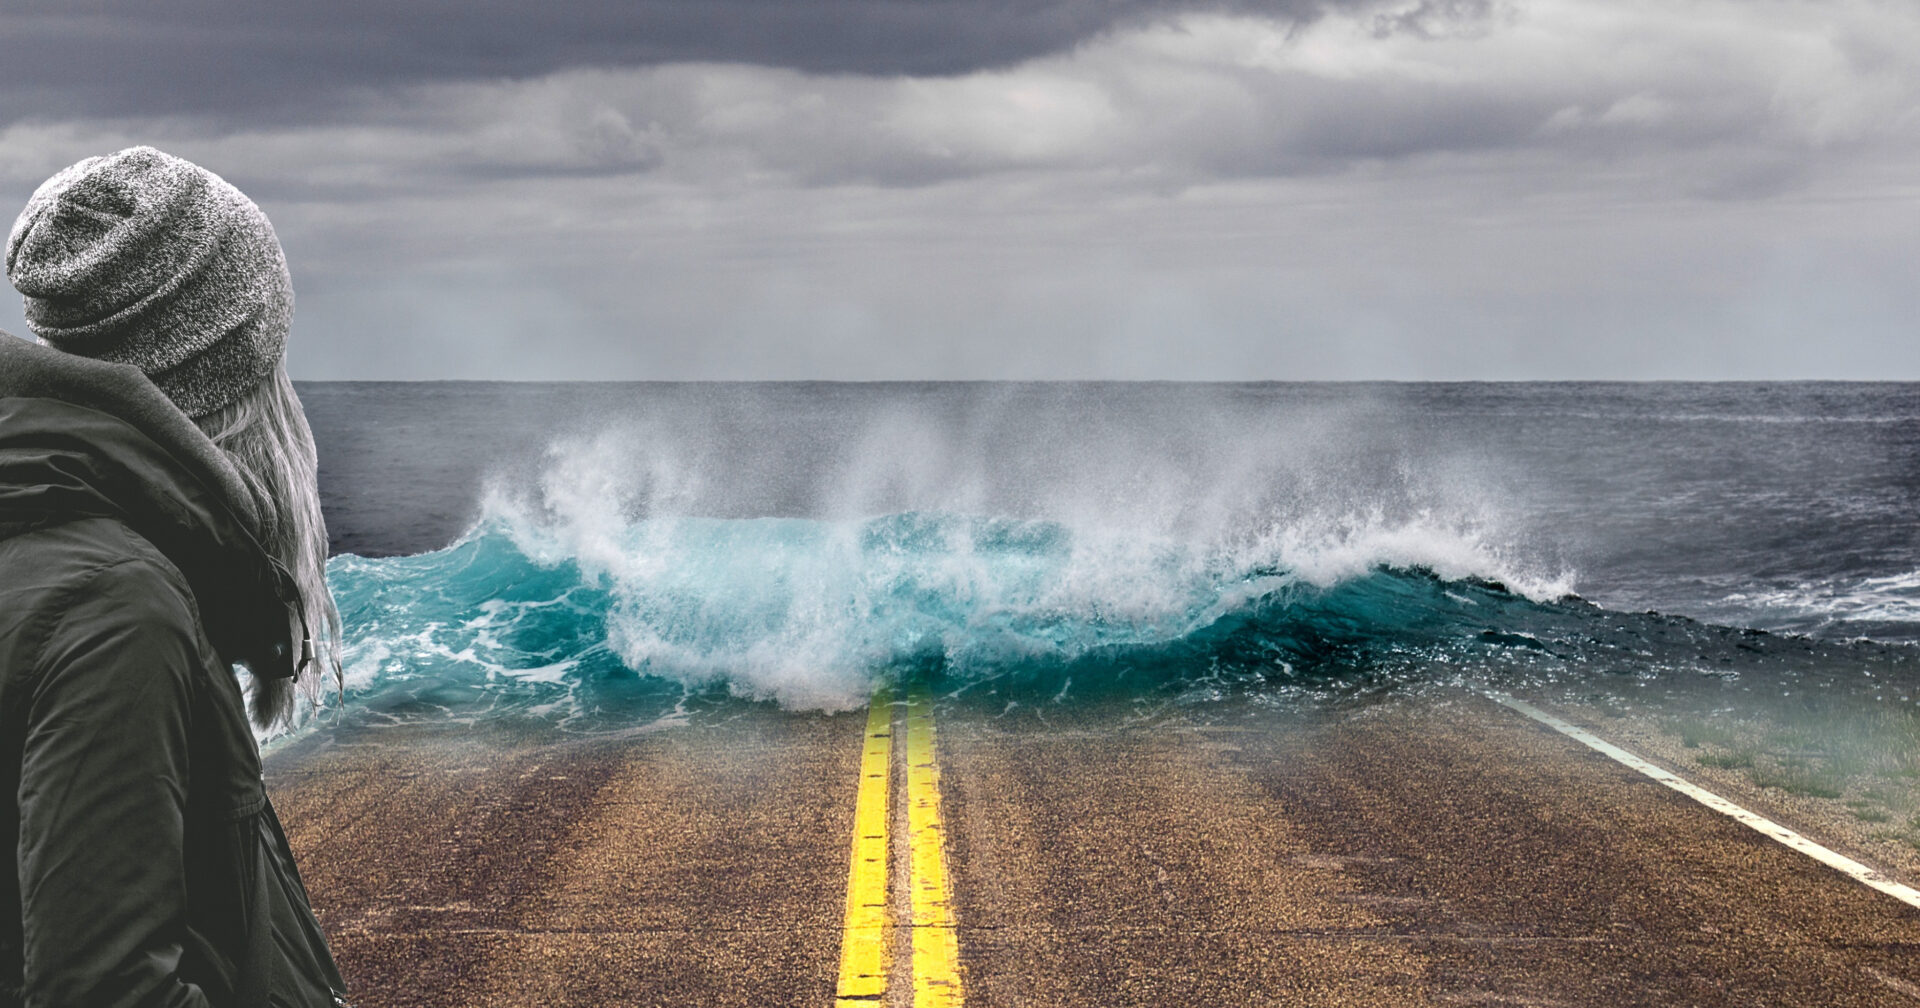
[{"xmin": 299, "ymin": 382, "xmax": 1920, "ymax": 731}]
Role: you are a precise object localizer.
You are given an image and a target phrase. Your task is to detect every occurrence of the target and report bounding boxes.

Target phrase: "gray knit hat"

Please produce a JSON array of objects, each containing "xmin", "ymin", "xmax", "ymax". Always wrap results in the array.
[{"xmin": 5, "ymin": 146, "xmax": 291, "ymax": 418}]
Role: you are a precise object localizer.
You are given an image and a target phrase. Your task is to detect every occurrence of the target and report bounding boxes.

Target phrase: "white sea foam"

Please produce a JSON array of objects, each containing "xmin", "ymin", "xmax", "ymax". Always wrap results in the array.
[
  {"xmin": 465, "ymin": 414, "xmax": 1571, "ymax": 710},
  {"xmin": 1720, "ymin": 569, "xmax": 1920, "ymax": 638}
]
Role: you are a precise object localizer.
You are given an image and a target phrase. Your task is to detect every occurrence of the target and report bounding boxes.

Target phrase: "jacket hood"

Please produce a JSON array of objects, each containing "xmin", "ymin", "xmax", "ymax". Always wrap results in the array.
[{"xmin": 0, "ymin": 331, "xmax": 305, "ymax": 679}]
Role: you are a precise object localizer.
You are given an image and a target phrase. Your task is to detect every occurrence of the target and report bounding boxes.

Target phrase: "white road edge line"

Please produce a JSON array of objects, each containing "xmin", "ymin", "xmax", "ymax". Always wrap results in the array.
[{"xmin": 1486, "ymin": 692, "xmax": 1920, "ymax": 913}]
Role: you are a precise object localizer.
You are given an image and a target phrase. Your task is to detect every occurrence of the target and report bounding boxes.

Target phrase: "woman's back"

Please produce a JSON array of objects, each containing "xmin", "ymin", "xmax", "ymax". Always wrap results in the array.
[{"xmin": 2, "ymin": 146, "xmax": 349, "ymax": 1007}]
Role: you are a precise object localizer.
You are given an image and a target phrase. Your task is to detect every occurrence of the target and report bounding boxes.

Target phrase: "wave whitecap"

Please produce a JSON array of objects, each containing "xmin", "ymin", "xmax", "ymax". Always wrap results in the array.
[
  {"xmin": 311, "ymin": 425, "xmax": 1920, "ymax": 733},
  {"xmin": 321, "ymin": 494, "xmax": 1860, "ymax": 732}
]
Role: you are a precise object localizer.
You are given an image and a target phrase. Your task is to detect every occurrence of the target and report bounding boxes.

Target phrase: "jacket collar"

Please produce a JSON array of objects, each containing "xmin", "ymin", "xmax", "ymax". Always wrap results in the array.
[{"xmin": 0, "ymin": 331, "xmax": 304, "ymax": 679}]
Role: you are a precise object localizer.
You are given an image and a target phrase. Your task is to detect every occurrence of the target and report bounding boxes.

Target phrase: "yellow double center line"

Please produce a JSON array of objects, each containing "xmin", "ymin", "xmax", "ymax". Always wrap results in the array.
[
  {"xmin": 835, "ymin": 693, "xmax": 895, "ymax": 1002},
  {"xmin": 907, "ymin": 691, "xmax": 964, "ymax": 1006},
  {"xmin": 834, "ymin": 687, "xmax": 966, "ymax": 1006}
]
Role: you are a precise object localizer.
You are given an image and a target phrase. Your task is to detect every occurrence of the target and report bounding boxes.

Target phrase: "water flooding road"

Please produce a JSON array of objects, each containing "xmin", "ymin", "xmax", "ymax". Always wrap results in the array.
[{"xmin": 267, "ymin": 692, "xmax": 1920, "ymax": 1007}]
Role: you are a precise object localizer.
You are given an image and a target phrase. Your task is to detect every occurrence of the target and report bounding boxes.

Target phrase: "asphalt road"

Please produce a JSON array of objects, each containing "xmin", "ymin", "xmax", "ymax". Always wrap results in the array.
[{"xmin": 266, "ymin": 694, "xmax": 1920, "ymax": 1007}]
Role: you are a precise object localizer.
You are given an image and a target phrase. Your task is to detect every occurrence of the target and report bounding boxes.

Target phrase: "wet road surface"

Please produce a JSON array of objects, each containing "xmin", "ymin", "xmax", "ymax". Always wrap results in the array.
[{"xmin": 267, "ymin": 693, "xmax": 1920, "ymax": 1007}]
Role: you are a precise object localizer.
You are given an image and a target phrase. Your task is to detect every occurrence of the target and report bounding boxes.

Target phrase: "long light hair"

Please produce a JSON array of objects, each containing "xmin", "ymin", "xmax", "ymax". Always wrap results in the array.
[{"xmin": 193, "ymin": 366, "xmax": 343, "ymax": 728}]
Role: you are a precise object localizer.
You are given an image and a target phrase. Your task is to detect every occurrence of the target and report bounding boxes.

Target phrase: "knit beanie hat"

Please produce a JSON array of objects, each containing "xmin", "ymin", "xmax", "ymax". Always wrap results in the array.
[{"xmin": 5, "ymin": 146, "xmax": 291, "ymax": 418}]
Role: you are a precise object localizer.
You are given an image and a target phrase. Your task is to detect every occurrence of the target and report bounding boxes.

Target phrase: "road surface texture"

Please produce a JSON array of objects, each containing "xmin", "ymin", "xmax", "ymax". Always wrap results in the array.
[{"xmin": 266, "ymin": 693, "xmax": 1920, "ymax": 1007}]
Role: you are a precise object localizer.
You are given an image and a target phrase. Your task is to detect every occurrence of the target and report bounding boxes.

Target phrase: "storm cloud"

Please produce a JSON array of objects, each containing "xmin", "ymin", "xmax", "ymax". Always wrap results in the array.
[
  {"xmin": 1, "ymin": 0, "xmax": 1916, "ymax": 379},
  {"xmin": 0, "ymin": 0, "xmax": 1340, "ymax": 121}
]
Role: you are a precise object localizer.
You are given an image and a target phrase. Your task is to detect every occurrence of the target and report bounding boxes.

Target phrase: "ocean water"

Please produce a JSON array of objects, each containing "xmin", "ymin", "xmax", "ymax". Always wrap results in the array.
[{"xmin": 299, "ymin": 382, "xmax": 1920, "ymax": 734}]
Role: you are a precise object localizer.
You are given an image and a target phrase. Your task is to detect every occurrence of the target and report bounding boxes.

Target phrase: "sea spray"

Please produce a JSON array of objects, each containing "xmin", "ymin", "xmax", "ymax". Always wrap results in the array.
[
  {"xmin": 317, "ymin": 430, "xmax": 1591, "ymax": 730},
  {"xmin": 431, "ymin": 426, "xmax": 1570, "ymax": 707},
  {"xmin": 295, "ymin": 381, "xmax": 1920, "ymax": 738}
]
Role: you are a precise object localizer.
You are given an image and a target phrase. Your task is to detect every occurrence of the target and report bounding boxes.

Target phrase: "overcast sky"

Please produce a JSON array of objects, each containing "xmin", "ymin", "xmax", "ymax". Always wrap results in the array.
[{"xmin": 2, "ymin": 0, "xmax": 1916, "ymax": 379}]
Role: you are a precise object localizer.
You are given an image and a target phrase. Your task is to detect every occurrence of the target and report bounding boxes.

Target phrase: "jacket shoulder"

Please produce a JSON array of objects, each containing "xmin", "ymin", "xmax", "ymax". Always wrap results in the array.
[{"xmin": 0, "ymin": 517, "xmax": 206, "ymax": 686}]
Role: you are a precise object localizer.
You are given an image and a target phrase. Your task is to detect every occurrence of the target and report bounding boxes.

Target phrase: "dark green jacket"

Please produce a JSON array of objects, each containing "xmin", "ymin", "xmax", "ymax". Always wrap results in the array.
[{"xmin": 0, "ymin": 335, "xmax": 346, "ymax": 1007}]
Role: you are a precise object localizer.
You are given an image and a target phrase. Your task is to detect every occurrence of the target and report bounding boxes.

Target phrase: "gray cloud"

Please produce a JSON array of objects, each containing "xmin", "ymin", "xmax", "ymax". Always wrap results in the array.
[
  {"xmin": 0, "ymin": 0, "xmax": 1347, "ymax": 125},
  {"xmin": 1366, "ymin": 0, "xmax": 1511, "ymax": 39},
  {"xmin": 2, "ymin": 0, "xmax": 1917, "ymax": 381},
  {"xmin": 16, "ymin": 0, "xmax": 1903, "ymax": 201}
]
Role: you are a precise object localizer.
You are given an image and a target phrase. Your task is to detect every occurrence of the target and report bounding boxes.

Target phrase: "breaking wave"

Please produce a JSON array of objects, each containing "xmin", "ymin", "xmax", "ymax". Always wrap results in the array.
[{"xmin": 308, "ymin": 423, "xmax": 1919, "ymax": 734}]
